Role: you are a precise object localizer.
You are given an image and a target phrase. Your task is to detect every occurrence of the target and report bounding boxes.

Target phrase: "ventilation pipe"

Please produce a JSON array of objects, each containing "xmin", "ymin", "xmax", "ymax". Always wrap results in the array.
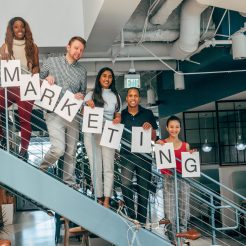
[
  {"xmin": 150, "ymin": 0, "xmax": 184, "ymax": 25},
  {"xmin": 111, "ymin": 42, "xmax": 172, "ymax": 58},
  {"xmin": 170, "ymin": 0, "xmax": 208, "ymax": 60},
  {"xmin": 239, "ymin": 12, "xmax": 246, "ymax": 18}
]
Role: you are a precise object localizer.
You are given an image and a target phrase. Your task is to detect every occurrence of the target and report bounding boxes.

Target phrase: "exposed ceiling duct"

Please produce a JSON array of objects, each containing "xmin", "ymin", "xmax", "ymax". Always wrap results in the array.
[
  {"xmin": 150, "ymin": 0, "xmax": 184, "ymax": 25},
  {"xmin": 169, "ymin": 0, "xmax": 208, "ymax": 60},
  {"xmin": 115, "ymin": 29, "xmax": 179, "ymax": 43},
  {"xmin": 240, "ymin": 12, "xmax": 246, "ymax": 18},
  {"xmin": 81, "ymin": 59, "xmax": 175, "ymax": 75},
  {"xmin": 114, "ymin": 0, "xmax": 182, "ymax": 43},
  {"xmin": 112, "ymin": 0, "xmax": 216, "ymax": 62},
  {"xmin": 111, "ymin": 42, "xmax": 172, "ymax": 58}
]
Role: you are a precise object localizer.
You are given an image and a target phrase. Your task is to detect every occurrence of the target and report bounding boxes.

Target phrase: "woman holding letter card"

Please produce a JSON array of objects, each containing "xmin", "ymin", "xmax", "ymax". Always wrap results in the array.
[
  {"xmin": 0, "ymin": 17, "xmax": 39, "ymax": 161},
  {"xmin": 84, "ymin": 67, "xmax": 122, "ymax": 208},
  {"xmin": 156, "ymin": 115, "xmax": 197, "ymax": 245}
]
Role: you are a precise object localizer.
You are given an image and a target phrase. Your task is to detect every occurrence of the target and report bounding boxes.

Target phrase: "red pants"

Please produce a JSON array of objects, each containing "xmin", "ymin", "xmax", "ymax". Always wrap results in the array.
[{"xmin": 0, "ymin": 87, "xmax": 33, "ymax": 151}]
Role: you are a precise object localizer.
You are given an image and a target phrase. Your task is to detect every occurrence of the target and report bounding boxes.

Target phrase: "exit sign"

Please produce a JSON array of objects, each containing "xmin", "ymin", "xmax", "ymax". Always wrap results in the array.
[{"xmin": 124, "ymin": 74, "xmax": 141, "ymax": 88}]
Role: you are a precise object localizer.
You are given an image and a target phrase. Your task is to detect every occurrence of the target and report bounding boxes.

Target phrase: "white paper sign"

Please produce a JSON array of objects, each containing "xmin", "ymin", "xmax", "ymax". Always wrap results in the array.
[
  {"xmin": 182, "ymin": 152, "xmax": 200, "ymax": 178},
  {"xmin": 155, "ymin": 143, "xmax": 176, "ymax": 170},
  {"xmin": 34, "ymin": 80, "xmax": 62, "ymax": 111},
  {"xmin": 82, "ymin": 106, "xmax": 104, "ymax": 133},
  {"xmin": 131, "ymin": 127, "xmax": 152, "ymax": 153},
  {"xmin": 20, "ymin": 74, "xmax": 41, "ymax": 101},
  {"xmin": 100, "ymin": 120, "xmax": 124, "ymax": 149},
  {"xmin": 54, "ymin": 90, "xmax": 83, "ymax": 122},
  {"xmin": 0, "ymin": 60, "xmax": 21, "ymax": 87}
]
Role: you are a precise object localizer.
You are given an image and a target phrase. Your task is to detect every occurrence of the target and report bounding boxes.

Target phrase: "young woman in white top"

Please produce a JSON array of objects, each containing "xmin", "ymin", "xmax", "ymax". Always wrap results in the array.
[{"xmin": 84, "ymin": 67, "xmax": 122, "ymax": 208}]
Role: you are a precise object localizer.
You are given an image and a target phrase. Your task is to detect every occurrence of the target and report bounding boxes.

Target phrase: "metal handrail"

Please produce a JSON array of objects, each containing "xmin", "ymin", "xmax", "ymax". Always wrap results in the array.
[
  {"xmin": 1, "ymin": 65, "xmax": 246, "ymax": 245},
  {"xmin": 122, "ymin": 126, "xmax": 246, "ymax": 245},
  {"xmin": 201, "ymin": 172, "xmax": 246, "ymax": 202}
]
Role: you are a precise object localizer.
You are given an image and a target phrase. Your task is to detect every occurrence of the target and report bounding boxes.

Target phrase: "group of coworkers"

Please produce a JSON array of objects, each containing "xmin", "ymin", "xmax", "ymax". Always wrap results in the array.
[{"xmin": 0, "ymin": 17, "xmax": 198, "ymax": 244}]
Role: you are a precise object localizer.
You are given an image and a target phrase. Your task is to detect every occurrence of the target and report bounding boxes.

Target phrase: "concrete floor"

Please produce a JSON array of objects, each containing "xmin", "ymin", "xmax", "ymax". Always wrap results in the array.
[
  {"xmin": 0, "ymin": 210, "xmax": 245, "ymax": 246},
  {"xmin": 0, "ymin": 211, "xmax": 81, "ymax": 246}
]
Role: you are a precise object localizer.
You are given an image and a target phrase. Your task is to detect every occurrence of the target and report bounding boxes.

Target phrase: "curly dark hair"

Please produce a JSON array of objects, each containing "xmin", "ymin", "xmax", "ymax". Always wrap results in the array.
[{"xmin": 5, "ymin": 17, "xmax": 36, "ymax": 67}]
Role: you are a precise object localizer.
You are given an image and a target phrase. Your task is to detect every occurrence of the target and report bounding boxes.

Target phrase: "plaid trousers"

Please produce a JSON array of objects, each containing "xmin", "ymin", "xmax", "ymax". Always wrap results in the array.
[{"xmin": 163, "ymin": 175, "xmax": 190, "ymax": 242}]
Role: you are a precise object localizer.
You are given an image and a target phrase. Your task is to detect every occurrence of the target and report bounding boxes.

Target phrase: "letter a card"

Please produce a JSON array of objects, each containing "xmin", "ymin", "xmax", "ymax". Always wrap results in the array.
[{"xmin": 20, "ymin": 74, "xmax": 41, "ymax": 101}]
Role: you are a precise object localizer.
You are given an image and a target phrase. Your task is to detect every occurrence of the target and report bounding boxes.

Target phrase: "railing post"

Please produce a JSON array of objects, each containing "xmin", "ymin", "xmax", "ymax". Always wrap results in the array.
[
  {"xmin": 174, "ymin": 168, "xmax": 181, "ymax": 246},
  {"xmin": 148, "ymin": 192, "xmax": 152, "ymax": 231},
  {"xmin": 91, "ymin": 133, "xmax": 97, "ymax": 202},
  {"xmin": 210, "ymin": 195, "xmax": 217, "ymax": 246},
  {"xmin": 4, "ymin": 88, "xmax": 10, "ymax": 153}
]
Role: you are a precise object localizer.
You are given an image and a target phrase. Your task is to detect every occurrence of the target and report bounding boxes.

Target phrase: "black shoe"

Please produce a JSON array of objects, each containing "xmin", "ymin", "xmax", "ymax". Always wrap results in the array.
[
  {"xmin": 0, "ymin": 139, "xmax": 7, "ymax": 150},
  {"xmin": 69, "ymin": 183, "xmax": 81, "ymax": 191},
  {"xmin": 19, "ymin": 150, "xmax": 29, "ymax": 162},
  {"xmin": 46, "ymin": 209, "xmax": 55, "ymax": 217}
]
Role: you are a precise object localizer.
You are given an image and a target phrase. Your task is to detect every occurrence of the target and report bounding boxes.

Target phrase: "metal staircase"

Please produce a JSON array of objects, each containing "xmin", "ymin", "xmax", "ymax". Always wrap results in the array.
[
  {"xmin": 0, "ymin": 149, "xmax": 170, "ymax": 246},
  {"xmin": 0, "ymin": 66, "xmax": 245, "ymax": 246}
]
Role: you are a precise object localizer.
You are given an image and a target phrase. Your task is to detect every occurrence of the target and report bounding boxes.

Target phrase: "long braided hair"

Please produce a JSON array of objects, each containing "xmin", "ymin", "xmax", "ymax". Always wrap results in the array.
[{"xmin": 5, "ymin": 17, "xmax": 36, "ymax": 67}]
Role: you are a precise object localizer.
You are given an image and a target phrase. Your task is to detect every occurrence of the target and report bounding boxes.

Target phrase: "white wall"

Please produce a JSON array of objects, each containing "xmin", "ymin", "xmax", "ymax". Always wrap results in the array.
[
  {"xmin": 219, "ymin": 165, "xmax": 246, "ymax": 227},
  {"xmin": 82, "ymin": 0, "xmax": 104, "ymax": 40},
  {"xmin": 0, "ymin": 0, "xmax": 85, "ymax": 47}
]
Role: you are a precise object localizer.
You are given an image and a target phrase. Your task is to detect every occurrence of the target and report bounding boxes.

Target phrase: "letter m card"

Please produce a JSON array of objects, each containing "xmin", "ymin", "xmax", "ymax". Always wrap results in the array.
[{"xmin": 1, "ymin": 60, "xmax": 21, "ymax": 87}]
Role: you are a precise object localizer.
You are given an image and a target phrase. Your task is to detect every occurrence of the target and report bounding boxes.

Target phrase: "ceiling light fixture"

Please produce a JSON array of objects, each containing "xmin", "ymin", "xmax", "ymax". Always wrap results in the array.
[
  {"xmin": 232, "ymin": 32, "xmax": 246, "ymax": 60},
  {"xmin": 174, "ymin": 72, "xmax": 185, "ymax": 90},
  {"xmin": 147, "ymin": 84, "xmax": 156, "ymax": 105},
  {"xmin": 235, "ymin": 105, "xmax": 246, "ymax": 151},
  {"xmin": 174, "ymin": 62, "xmax": 185, "ymax": 90},
  {"xmin": 202, "ymin": 113, "xmax": 212, "ymax": 153}
]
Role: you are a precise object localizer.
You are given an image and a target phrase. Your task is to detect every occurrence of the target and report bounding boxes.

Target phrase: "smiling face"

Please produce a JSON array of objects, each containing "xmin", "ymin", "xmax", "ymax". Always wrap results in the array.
[
  {"xmin": 99, "ymin": 70, "xmax": 113, "ymax": 89},
  {"xmin": 126, "ymin": 88, "xmax": 140, "ymax": 108},
  {"xmin": 66, "ymin": 40, "xmax": 85, "ymax": 62},
  {"xmin": 13, "ymin": 20, "xmax": 25, "ymax": 40},
  {"xmin": 166, "ymin": 120, "xmax": 181, "ymax": 138}
]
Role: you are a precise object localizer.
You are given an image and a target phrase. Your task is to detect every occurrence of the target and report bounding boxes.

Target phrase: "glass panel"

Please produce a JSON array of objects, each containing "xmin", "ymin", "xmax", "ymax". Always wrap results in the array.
[
  {"xmin": 220, "ymin": 146, "xmax": 230, "ymax": 163},
  {"xmin": 185, "ymin": 129, "xmax": 200, "ymax": 144},
  {"xmin": 217, "ymin": 102, "xmax": 234, "ymax": 111},
  {"xmin": 219, "ymin": 128, "xmax": 229, "ymax": 145},
  {"xmin": 201, "ymin": 147, "xmax": 217, "ymax": 163},
  {"xmin": 218, "ymin": 111, "xmax": 228, "ymax": 122},
  {"xmin": 185, "ymin": 114, "xmax": 199, "ymax": 129},
  {"xmin": 228, "ymin": 146, "xmax": 238, "ymax": 163},
  {"xmin": 184, "ymin": 102, "xmax": 246, "ymax": 165}
]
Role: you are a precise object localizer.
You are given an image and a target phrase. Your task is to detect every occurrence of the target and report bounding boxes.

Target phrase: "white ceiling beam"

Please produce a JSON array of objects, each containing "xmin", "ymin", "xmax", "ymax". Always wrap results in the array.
[
  {"xmin": 197, "ymin": 0, "xmax": 246, "ymax": 13},
  {"xmin": 86, "ymin": 0, "xmax": 141, "ymax": 52}
]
